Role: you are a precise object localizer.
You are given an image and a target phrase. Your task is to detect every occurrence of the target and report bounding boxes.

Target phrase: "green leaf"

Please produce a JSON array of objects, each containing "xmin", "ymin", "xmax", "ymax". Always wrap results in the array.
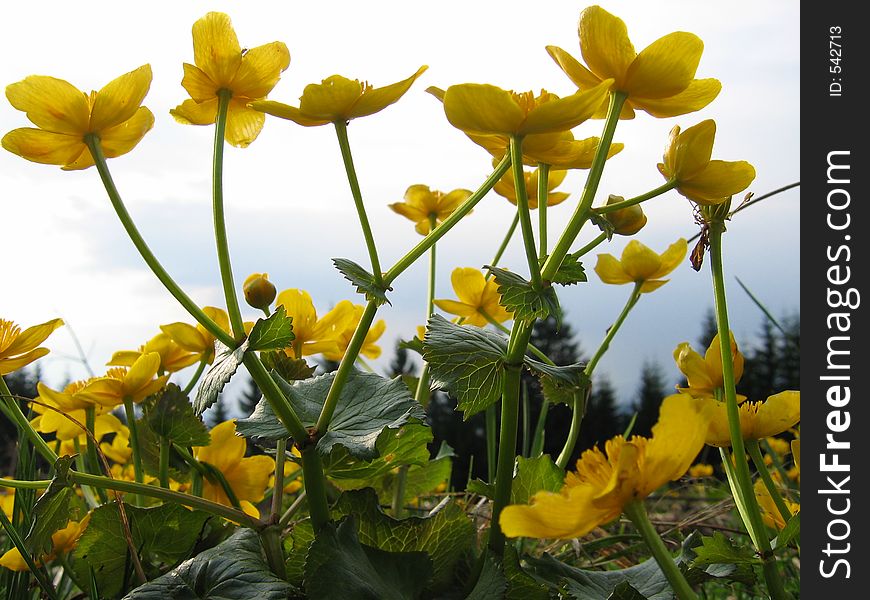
[
  {"xmin": 590, "ymin": 212, "xmax": 616, "ymax": 241},
  {"xmin": 194, "ymin": 339, "xmax": 248, "ymax": 415},
  {"xmin": 525, "ymin": 357, "xmax": 589, "ymax": 406},
  {"xmin": 304, "ymin": 516, "xmax": 431, "ymax": 600},
  {"xmin": 24, "ymin": 455, "xmax": 76, "ymax": 555},
  {"xmin": 237, "ymin": 368, "xmax": 426, "ymax": 460},
  {"xmin": 467, "ymin": 479, "xmax": 494, "ymax": 498},
  {"xmin": 608, "ymin": 581, "xmax": 648, "ymax": 600},
  {"xmin": 284, "ymin": 519, "xmax": 315, "ymax": 590},
  {"xmin": 398, "ymin": 336, "xmax": 424, "ymax": 356},
  {"xmin": 465, "ymin": 552, "xmax": 506, "ymax": 600},
  {"xmin": 144, "ymin": 384, "xmax": 210, "ymax": 446},
  {"xmin": 332, "ymin": 488, "xmax": 475, "ymax": 593},
  {"xmin": 365, "ymin": 441, "xmax": 454, "ymax": 504},
  {"xmin": 260, "ymin": 351, "xmax": 315, "ymax": 382},
  {"xmin": 123, "ymin": 528, "xmax": 293, "ymax": 600},
  {"xmin": 679, "ymin": 531, "xmax": 756, "ymax": 586},
  {"xmin": 486, "ymin": 265, "xmax": 561, "ymax": 325},
  {"xmin": 549, "ymin": 251, "xmax": 588, "ymax": 286},
  {"xmin": 504, "ymin": 545, "xmax": 549, "ymax": 600},
  {"xmin": 74, "ymin": 503, "xmax": 213, "ymax": 599},
  {"xmin": 423, "ymin": 314, "xmax": 507, "ymax": 419},
  {"xmin": 333, "ymin": 257, "xmax": 391, "ymax": 306},
  {"xmin": 325, "ymin": 423, "xmax": 431, "ymax": 486},
  {"xmin": 691, "ymin": 532, "xmax": 760, "ymax": 567},
  {"xmin": 136, "ymin": 417, "xmax": 191, "ymax": 482},
  {"xmin": 773, "ymin": 513, "xmax": 800, "ymax": 549},
  {"xmin": 510, "ymin": 455, "xmax": 564, "ymax": 505},
  {"xmin": 247, "ymin": 305, "xmax": 295, "ymax": 351}
]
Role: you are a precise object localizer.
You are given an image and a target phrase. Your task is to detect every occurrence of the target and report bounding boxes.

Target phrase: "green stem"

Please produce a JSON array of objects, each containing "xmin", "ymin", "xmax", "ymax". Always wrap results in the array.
[
  {"xmin": 541, "ymin": 92, "xmax": 626, "ymax": 281},
  {"xmin": 708, "ymin": 222, "xmax": 788, "ymax": 600},
  {"xmin": 0, "ymin": 477, "xmax": 45, "ymax": 490},
  {"xmin": 485, "ymin": 406, "xmax": 498, "ymax": 482},
  {"xmin": 574, "ymin": 231, "xmax": 608, "ymax": 258},
  {"xmin": 0, "ymin": 377, "xmax": 57, "ymax": 465},
  {"xmin": 385, "ymin": 154, "xmax": 511, "ymax": 285},
  {"xmin": 510, "ymin": 136, "xmax": 542, "ymax": 288},
  {"xmin": 183, "ymin": 356, "xmax": 209, "ymax": 396},
  {"xmin": 260, "ymin": 526, "xmax": 287, "ymax": 579},
  {"xmin": 0, "ymin": 510, "xmax": 58, "ymax": 599},
  {"xmin": 537, "ymin": 163, "xmax": 550, "ymax": 258},
  {"xmin": 592, "ymin": 180, "xmax": 676, "ymax": 215},
  {"xmin": 529, "ymin": 400, "xmax": 550, "ymax": 458},
  {"xmin": 488, "ymin": 214, "xmax": 520, "ymax": 275},
  {"xmin": 300, "ymin": 447, "xmax": 330, "ymax": 531},
  {"xmin": 334, "ymin": 120, "xmax": 383, "ymax": 284},
  {"xmin": 555, "ymin": 389, "xmax": 587, "ymax": 469},
  {"xmin": 85, "ymin": 137, "xmax": 234, "ymax": 348},
  {"xmin": 212, "ymin": 89, "xmax": 245, "ymax": 340},
  {"xmin": 271, "ymin": 438, "xmax": 287, "ymax": 520},
  {"xmin": 624, "ymin": 501, "xmax": 698, "ymax": 600},
  {"xmin": 391, "ymin": 465, "xmax": 410, "ymax": 519},
  {"xmin": 747, "ymin": 440, "xmax": 794, "ymax": 527},
  {"xmin": 122, "ymin": 397, "xmax": 144, "ymax": 495},
  {"xmin": 158, "ymin": 436, "xmax": 170, "ymax": 489},
  {"xmin": 521, "ymin": 382, "xmax": 531, "ymax": 458},
  {"xmin": 85, "ymin": 406, "xmax": 107, "ymax": 505},
  {"xmin": 72, "ymin": 438, "xmax": 99, "ymax": 508},
  {"xmin": 279, "ymin": 490, "xmax": 307, "ymax": 527}
]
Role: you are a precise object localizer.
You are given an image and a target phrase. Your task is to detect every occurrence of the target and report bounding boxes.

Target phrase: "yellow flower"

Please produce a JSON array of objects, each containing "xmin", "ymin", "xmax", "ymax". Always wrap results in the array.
[
  {"xmin": 161, "ymin": 307, "xmax": 233, "ymax": 364},
  {"xmin": 0, "ymin": 318, "xmax": 63, "ymax": 375},
  {"xmin": 500, "ymin": 394, "xmax": 708, "ymax": 539},
  {"xmin": 389, "ymin": 185, "xmax": 472, "ymax": 235},
  {"xmin": 170, "ymin": 12, "xmax": 290, "ymax": 148},
  {"xmin": 441, "ymin": 81, "xmax": 611, "ymax": 137},
  {"xmin": 0, "ymin": 516, "xmax": 89, "ymax": 572},
  {"xmin": 31, "ymin": 381, "xmax": 122, "ymax": 442},
  {"xmin": 76, "ymin": 353, "xmax": 168, "ymax": 408},
  {"xmin": 547, "ymin": 5, "xmax": 721, "ymax": 119},
  {"xmin": 755, "ymin": 480, "xmax": 799, "ymax": 530},
  {"xmin": 243, "ymin": 273, "xmax": 277, "ymax": 311},
  {"xmin": 791, "ymin": 438, "xmax": 800, "ymax": 472},
  {"xmin": 594, "ymin": 239, "xmax": 687, "ymax": 293},
  {"xmin": 434, "ymin": 268, "xmax": 512, "ymax": 328},
  {"xmin": 601, "ymin": 195, "xmax": 647, "ymax": 236},
  {"xmin": 108, "ymin": 332, "xmax": 201, "ymax": 374},
  {"xmin": 673, "ymin": 333, "xmax": 744, "ymax": 398},
  {"xmin": 251, "ymin": 67, "xmax": 427, "ymax": 126},
  {"xmin": 493, "ymin": 165, "xmax": 569, "ymax": 210},
  {"xmin": 1, "ymin": 488, "xmax": 14, "ymax": 519},
  {"xmin": 322, "ymin": 304, "xmax": 387, "ymax": 362},
  {"xmin": 699, "ymin": 391, "xmax": 800, "ymax": 447},
  {"xmin": 275, "ymin": 290, "xmax": 356, "ymax": 358},
  {"xmin": 101, "ymin": 427, "xmax": 133, "ymax": 464},
  {"xmin": 688, "ymin": 463, "xmax": 714, "ymax": 478},
  {"xmin": 765, "ymin": 437, "xmax": 791, "ymax": 457},
  {"xmin": 194, "ymin": 420, "xmax": 274, "ymax": 510},
  {"xmin": 3, "ymin": 66, "xmax": 153, "ymax": 170},
  {"xmin": 657, "ymin": 120, "xmax": 756, "ymax": 205}
]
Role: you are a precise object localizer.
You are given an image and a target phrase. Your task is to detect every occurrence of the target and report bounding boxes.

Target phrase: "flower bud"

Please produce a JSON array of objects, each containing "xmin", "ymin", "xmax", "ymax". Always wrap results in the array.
[
  {"xmin": 603, "ymin": 195, "xmax": 647, "ymax": 235},
  {"xmin": 243, "ymin": 273, "xmax": 276, "ymax": 311}
]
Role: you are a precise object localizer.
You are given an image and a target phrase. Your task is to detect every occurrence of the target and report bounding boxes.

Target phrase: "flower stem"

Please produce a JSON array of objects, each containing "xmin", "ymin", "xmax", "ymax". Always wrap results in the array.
[
  {"xmin": 212, "ymin": 90, "xmax": 245, "ymax": 340},
  {"xmin": 271, "ymin": 438, "xmax": 287, "ymax": 521},
  {"xmin": 573, "ymin": 231, "xmax": 608, "ymax": 258},
  {"xmin": 182, "ymin": 357, "xmax": 208, "ymax": 396},
  {"xmin": 85, "ymin": 137, "xmax": 234, "ymax": 348},
  {"xmin": 624, "ymin": 501, "xmax": 698, "ymax": 600},
  {"xmin": 537, "ymin": 163, "xmax": 550, "ymax": 257},
  {"xmin": 385, "ymin": 154, "xmax": 511, "ymax": 285},
  {"xmin": 747, "ymin": 440, "xmax": 794, "ymax": 526},
  {"xmin": 260, "ymin": 525, "xmax": 288, "ymax": 579},
  {"xmin": 592, "ymin": 180, "xmax": 676, "ymax": 215},
  {"xmin": 529, "ymin": 400, "xmax": 549, "ymax": 458},
  {"xmin": 489, "ymin": 214, "xmax": 520, "ymax": 275},
  {"xmin": 0, "ymin": 377, "xmax": 57, "ymax": 465},
  {"xmin": 541, "ymin": 92, "xmax": 626, "ymax": 282},
  {"xmin": 84, "ymin": 408, "xmax": 106, "ymax": 502},
  {"xmin": 555, "ymin": 389, "xmax": 587, "ymax": 470},
  {"xmin": 300, "ymin": 446, "xmax": 330, "ymax": 531},
  {"xmin": 391, "ymin": 465, "xmax": 410, "ymax": 519},
  {"xmin": 485, "ymin": 406, "xmax": 498, "ymax": 482},
  {"xmin": 122, "ymin": 396, "xmax": 144, "ymax": 503},
  {"xmin": 510, "ymin": 136, "xmax": 542, "ymax": 289},
  {"xmin": 334, "ymin": 120, "xmax": 383, "ymax": 284}
]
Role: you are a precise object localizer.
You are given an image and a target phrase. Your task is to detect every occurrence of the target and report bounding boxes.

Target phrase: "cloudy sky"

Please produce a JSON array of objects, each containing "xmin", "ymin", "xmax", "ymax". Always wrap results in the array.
[{"xmin": 0, "ymin": 1, "xmax": 799, "ymax": 408}]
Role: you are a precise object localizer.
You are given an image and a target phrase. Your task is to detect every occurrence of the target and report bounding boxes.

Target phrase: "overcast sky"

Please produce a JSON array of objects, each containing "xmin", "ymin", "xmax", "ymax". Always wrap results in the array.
[{"xmin": 0, "ymin": 1, "xmax": 799, "ymax": 408}]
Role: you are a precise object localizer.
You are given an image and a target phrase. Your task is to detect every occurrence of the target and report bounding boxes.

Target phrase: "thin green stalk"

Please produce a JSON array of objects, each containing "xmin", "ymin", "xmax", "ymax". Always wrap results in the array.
[
  {"xmin": 1, "ymin": 378, "xmax": 57, "ymax": 465},
  {"xmin": 510, "ymin": 136, "xmax": 542, "ymax": 288},
  {"xmin": 158, "ymin": 436, "xmax": 170, "ymax": 489},
  {"xmin": 747, "ymin": 440, "xmax": 794, "ymax": 527},
  {"xmin": 521, "ymin": 382, "xmax": 531, "ymax": 458},
  {"xmin": 279, "ymin": 490, "xmax": 307, "ymax": 527},
  {"xmin": 574, "ymin": 231, "xmax": 608, "ymax": 258},
  {"xmin": 708, "ymin": 221, "xmax": 788, "ymax": 600},
  {"xmin": 485, "ymin": 407, "xmax": 498, "ymax": 482},
  {"xmin": 624, "ymin": 501, "xmax": 698, "ymax": 600},
  {"xmin": 537, "ymin": 163, "xmax": 550, "ymax": 257},
  {"xmin": 391, "ymin": 465, "xmax": 410, "ymax": 519},
  {"xmin": 481, "ymin": 311, "xmax": 550, "ymax": 365},
  {"xmin": 86, "ymin": 137, "xmax": 234, "ymax": 348},
  {"xmin": 489, "ymin": 213, "xmax": 520, "ymax": 274},
  {"xmin": 122, "ymin": 397, "xmax": 144, "ymax": 495},
  {"xmin": 182, "ymin": 356, "xmax": 208, "ymax": 396},
  {"xmin": 556, "ymin": 389, "xmax": 587, "ymax": 469},
  {"xmin": 334, "ymin": 120, "xmax": 383, "ymax": 283},
  {"xmin": 385, "ymin": 154, "xmax": 511, "ymax": 285},
  {"xmin": 260, "ymin": 526, "xmax": 287, "ymax": 579},
  {"xmin": 0, "ymin": 510, "xmax": 58, "ymax": 600},
  {"xmin": 592, "ymin": 180, "xmax": 676, "ymax": 215},
  {"xmin": 271, "ymin": 438, "xmax": 287, "ymax": 521},
  {"xmin": 529, "ymin": 401, "xmax": 549, "ymax": 458},
  {"xmin": 71, "ymin": 439, "xmax": 99, "ymax": 509},
  {"xmin": 212, "ymin": 89, "xmax": 245, "ymax": 339},
  {"xmin": 201, "ymin": 463, "xmax": 242, "ymax": 509},
  {"xmin": 300, "ymin": 447, "xmax": 330, "ymax": 530},
  {"xmin": 0, "ymin": 478, "xmax": 45, "ymax": 490},
  {"xmin": 541, "ymin": 92, "xmax": 626, "ymax": 282}
]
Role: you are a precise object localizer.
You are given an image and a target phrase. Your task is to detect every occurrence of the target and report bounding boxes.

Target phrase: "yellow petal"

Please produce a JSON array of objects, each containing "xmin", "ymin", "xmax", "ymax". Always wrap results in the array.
[
  {"xmin": 313, "ymin": 300, "xmax": 356, "ymax": 342},
  {"xmin": 3, "ymin": 318, "xmax": 63, "ymax": 357},
  {"xmin": 624, "ymin": 33, "xmax": 702, "ymax": 99},
  {"xmin": 171, "ymin": 98, "xmax": 219, "ymax": 126},
  {"xmin": 438, "ymin": 189, "xmax": 472, "ymax": 215},
  {"xmin": 180, "ymin": 63, "xmax": 218, "ymax": 103},
  {"xmin": 107, "ymin": 350, "xmax": 139, "ymax": 367},
  {"xmin": 99, "ymin": 106, "xmax": 155, "ymax": 159},
  {"xmin": 578, "ymin": 6, "xmax": 636, "ymax": 86},
  {"xmin": 593, "ymin": 253, "xmax": 631, "ymax": 285},
  {"xmin": 592, "ymin": 441, "xmax": 639, "ymax": 508},
  {"xmin": 1, "ymin": 128, "xmax": 86, "ymax": 168},
  {"xmin": 632, "ymin": 78, "xmax": 721, "ymax": 118},
  {"xmin": 249, "ymin": 100, "xmax": 330, "ymax": 126},
  {"xmin": 0, "ymin": 547, "xmax": 29, "ymax": 571},
  {"xmin": 641, "ymin": 394, "xmax": 709, "ymax": 495},
  {"xmin": 520, "ymin": 80, "xmax": 612, "ymax": 134},
  {"xmin": 450, "ymin": 268, "xmax": 486, "ymax": 307},
  {"xmin": 620, "ymin": 241, "xmax": 662, "ymax": 281},
  {"xmin": 229, "ymin": 42, "xmax": 290, "ymax": 99},
  {"xmin": 649, "ymin": 238, "xmax": 687, "ymax": 279},
  {"xmin": 679, "ymin": 160, "xmax": 756, "ymax": 205},
  {"xmin": 432, "ymin": 299, "xmax": 478, "ymax": 320},
  {"xmin": 90, "ymin": 65, "xmax": 152, "ymax": 132},
  {"xmin": 673, "ymin": 342, "xmax": 715, "ymax": 391},
  {"xmin": 224, "ymin": 454, "xmax": 275, "ymax": 503},
  {"xmin": 123, "ymin": 352, "xmax": 161, "ymax": 395},
  {"xmin": 361, "ymin": 320, "xmax": 386, "ymax": 359},
  {"xmin": 501, "ymin": 483, "xmax": 610, "ymax": 539},
  {"xmin": 671, "ymin": 120, "xmax": 716, "ymax": 180},
  {"xmin": 276, "ymin": 289, "xmax": 317, "ymax": 340},
  {"xmin": 792, "ymin": 439, "xmax": 800, "ymax": 472},
  {"xmin": 389, "ymin": 202, "xmax": 428, "ymax": 224},
  {"xmin": 224, "ymin": 100, "xmax": 265, "ymax": 148},
  {"xmin": 402, "ymin": 184, "xmax": 436, "ymax": 211},
  {"xmin": 638, "ymin": 279, "xmax": 669, "ymax": 293},
  {"xmin": 546, "ymin": 45, "xmax": 603, "ymax": 90},
  {"xmin": 192, "ymin": 12, "xmax": 242, "ymax": 88},
  {"xmin": 195, "ymin": 420, "xmax": 245, "ymax": 472},
  {"xmin": 5, "ymin": 75, "xmax": 90, "ymax": 134},
  {"xmin": 348, "ymin": 66, "xmax": 428, "ymax": 119},
  {"xmin": 77, "ymin": 378, "xmax": 124, "ymax": 407},
  {"xmin": 748, "ymin": 391, "xmax": 800, "ymax": 440},
  {"xmin": 443, "ymin": 84, "xmax": 526, "ymax": 135},
  {"xmin": 298, "ymin": 75, "xmax": 364, "ymax": 121}
]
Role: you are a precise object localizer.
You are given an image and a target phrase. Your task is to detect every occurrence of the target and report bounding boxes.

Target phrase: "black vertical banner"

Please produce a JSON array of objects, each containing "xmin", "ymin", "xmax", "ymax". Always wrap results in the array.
[{"xmin": 802, "ymin": 3, "xmax": 867, "ymax": 597}]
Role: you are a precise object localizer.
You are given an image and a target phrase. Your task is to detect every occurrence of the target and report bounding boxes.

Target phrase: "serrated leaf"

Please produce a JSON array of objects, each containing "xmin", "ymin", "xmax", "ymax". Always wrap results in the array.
[
  {"xmin": 526, "ymin": 358, "xmax": 589, "ymax": 406},
  {"xmin": 510, "ymin": 455, "xmax": 564, "ymax": 505},
  {"xmin": 504, "ymin": 545, "xmax": 549, "ymax": 600},
  {"xmin": 678, "ymin": 531, "xmax": 756, "ymax": 586},
  {"xmin": 74, "ymin": 503, "xmax": 213, "ymax": 599},
  {"xmin": 304, "ymin": 516, "xmax": 431, "ymax": 600},
  {"xmin": 247, "ymin": 305, "xmax": 295, "ymax": 351},
  {"xmin": 550, "ymin": 252, "xmax": 588, "ymax": 286},
  {"xmin": 466, "ymin": 552, "xmax": 507, "ymax": 600},
  {"xmin": 260, "ymin": 351, "xmax": 315, "ymax": 382},
  {"xmin": 486, "ymin": 265, "xmax": 561, "ymax": 325},
  {"xmin": 25, "ymin": 455, "xmax": 76, "ymax": 555},
  {"xmin": 137, "ymin": 417, "xmax": 191, "ymax": 482},
  {"xmin": 325, "ymin": 423, "xmax": 432, "ymax": 486},
  {"xmin": 145, "ymin": 384, "xmax": 210, "ymax": 447},
  {"xmin": 608, "ymin": 581, "xmax": 648, "ymax": 600},
  {"xmin": 333, "ymin": 257, "xmax": 391, "ymax": 306},
  {"xmin": 691, "ymin": 532, "xmax": 760, "ymax": 567},
  {"xmin": 590, "ymin": 212, "xmax": 616, "ymax": 241},
  {"xmin": 332, "ymin": 489, "xmax": 475, "ymax": 593},
  {"xmin": 773, "ymin": 513, "xmax": 800, "ymax": 549},
  {"xmin": 423, "ymin": 314, "xmax": 507, "ymax": 419},
  {"xmin": 194, "ymin": 339, "xmax": 248, "ymax": 415},
  {"xmin": 237, "ymin": 369, "xmax": 425, "ymax": 460},
  {"xmin": 123, "ymin": 528, "xmax": 292, "ymax": 600},
  {"xmin": 284, "ymin": 519, "xmax": 315, "ymax": 590},
  {"xmin": 398, "ymin": 336, "xmax": 424, "ymax": 356}
]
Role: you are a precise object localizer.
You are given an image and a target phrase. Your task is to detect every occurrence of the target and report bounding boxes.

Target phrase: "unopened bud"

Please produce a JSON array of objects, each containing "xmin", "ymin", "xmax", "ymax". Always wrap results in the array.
[
  {"xmin": 603, "ymin": 195, "xmax": 647, "ymax": 235},
  {"xmin": 243, "ymin": 273, "xmax": 276, "ymax": 311}
]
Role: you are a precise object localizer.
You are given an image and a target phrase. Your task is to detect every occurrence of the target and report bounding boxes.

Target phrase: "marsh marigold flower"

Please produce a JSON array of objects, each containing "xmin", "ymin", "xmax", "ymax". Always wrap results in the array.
[
  {"xmin": 252, "ymin": 67, "xmax": 427, "ymax": 126},
  {"xmin": 108, "ymin": 332, "xmax": 201, "ymax": 374},
  {"xmin": 601, "ymin": 195, "xmax": 647, "ymax": 236},
  {"xmin": 171, "ymin": 12, "xmax": 290, "ymax": 147},
  {"xmin": 0, "ymin": 516, "xmax": 90, "ymax": 572},
  {"xmin": 699, "ymin": 390, "xmax": 800, "ymax": 447},
  {"xmin": 31, "ymin": 381, "xmax": 122, "ymax": 442},
  {"xmin": 673, "ymin": 332, "xmax": 744, "ymax": 398},
  {"xmin": 0, "ymin": 318, "xmax": 63, "ymax": 375},
  {"xmin": 161, "ymin": 307, "xmax": 234, "ymax": 364},
  {"xmin": 658, "ymin": 120, "xmax": 756, "ymax": 205},
  {"xmin": 434, "ymin": 268, "xmax": 512, "ymax": 327},
  {"xmin": 594, "ymin": 239, "xmax": 687, "ymax": 293},
  {"xmin": 688, "ymin": 463, "xmax": 714, "ymax": 478},
  {"xmin": 389, "ymin": 185, "xmax": 472, "ymax": 235},
  {"xmin": 275, "ymin": 290, "xmax": 356, "ymax": 358},
  {"xmin": 547, "ymin": 6, "xmax": 721, "ymax": 119},
  {"xmin": 322, "ymin": 304, "xmax": 387, "ymax": 362},
  {"xmin": 3, "ymin": 66, "xmax": 153, "ymax": 169},
  {"xmin": 501, "ymin": 394, "xmax": 708, "ymax": 539},
  {"xmin": 76, "ymin": 353, "xmax": 168, "ymax": 408},
  {"xmin": 494, "ymin": 166, "xmax": 569, "ymax": 210},
  {"xmin": 755, "ymin": 479, "xmax": 799, "ymax": 530}
]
